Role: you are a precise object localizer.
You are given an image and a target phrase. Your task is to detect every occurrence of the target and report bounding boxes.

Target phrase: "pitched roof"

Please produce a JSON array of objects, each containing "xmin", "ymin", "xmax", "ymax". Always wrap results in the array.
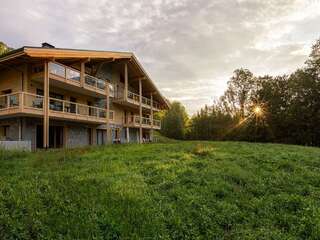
[{"xmin": 0, "ymin": 46, "xmax": 170, "ymax": 108}]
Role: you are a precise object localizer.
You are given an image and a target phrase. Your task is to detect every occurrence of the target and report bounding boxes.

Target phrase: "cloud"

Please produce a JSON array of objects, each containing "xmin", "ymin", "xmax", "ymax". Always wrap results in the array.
[{"xmin": 0, "ymin": 0, "xmax": 319, "ymax": 114}]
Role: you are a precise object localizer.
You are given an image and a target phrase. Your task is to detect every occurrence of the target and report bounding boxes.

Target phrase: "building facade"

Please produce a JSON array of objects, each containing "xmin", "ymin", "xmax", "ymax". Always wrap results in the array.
[{"xmin": 0, "ymin": 44, "xmax": 169, "ymax": 150}]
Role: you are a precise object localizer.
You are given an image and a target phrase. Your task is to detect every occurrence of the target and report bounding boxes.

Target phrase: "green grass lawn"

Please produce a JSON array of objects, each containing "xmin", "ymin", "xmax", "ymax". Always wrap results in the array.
[{"xmin": 1, "ymin": 141, "xmax": 320, "ymax": 239}]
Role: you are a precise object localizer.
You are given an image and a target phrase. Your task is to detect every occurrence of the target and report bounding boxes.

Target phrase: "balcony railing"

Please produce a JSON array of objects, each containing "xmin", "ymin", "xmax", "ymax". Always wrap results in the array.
[
  {"xmin": 85, "ymin": 75, "xmax": 106, "ymax": 91},
  {"xmin": 128, "ymin": 90, "xmax": 140, "ymax": 103},
  {"xmin": 49, "ymin": 98, "xmax": 109, "ymax": 119},
  {"xmin": 153, "ymin": 119, "xmax": 161, "ymax": 127},
  {"xmin": 48, "ymin": 62, "xmax": 112, "ymax": 93},
  {"xmin": 0, "ymin": 92, "xmax": 114, "ymax": 122},
  {"xmin": 126, "ymin": 115, "xmax": 161, "ymax": 129},
  {"xmin": 49, "ymin": 62, "xmax": 80, "ymax": 82},
  {"xmin": 118, "ymin": 90, "xmax": 160, "ymax": 110},
  {"xmin": 0, "ymin": 93, "xmax": 20, "ymax": 109}
]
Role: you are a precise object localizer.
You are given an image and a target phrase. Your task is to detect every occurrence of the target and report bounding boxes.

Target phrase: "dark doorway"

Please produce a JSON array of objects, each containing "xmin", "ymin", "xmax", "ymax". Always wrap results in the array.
[
  {"xmin": 36, "ymin": 125, "xmax": 44, "ymax": 148},
  {"xmin": 36, "ymin": 125, "xmax": 64, "ymax": 149},
  {"xmin": 88, "ymin": 128, "xmax": 92, "ymax": 145},
  {"xmin": 49, "ymin": 126, "xmax": 64, "ymax": 148}
]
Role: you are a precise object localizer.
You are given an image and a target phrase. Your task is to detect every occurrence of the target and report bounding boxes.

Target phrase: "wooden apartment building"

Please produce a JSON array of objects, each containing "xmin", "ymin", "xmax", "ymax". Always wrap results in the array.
[{"xmin": 0, "ymin": 43, "xmax": 169, "ymax": 150}]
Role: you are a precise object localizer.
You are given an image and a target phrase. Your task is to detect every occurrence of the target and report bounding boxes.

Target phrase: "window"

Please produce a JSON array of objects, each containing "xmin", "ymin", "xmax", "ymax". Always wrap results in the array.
[
  {"xmin": 37, "ymin": 89, "xmax": 64, "ymax": 100},
  {"xmin": 33, "ymin": 65, "xmax": 44, "ymax": 73},
  {"xmin": 49, "ymin": 93, "xmax": 64, "ymax": 112},
  {"xmin": 96, "ymin": 129, "xmax": 105, "ymax": 145},
  {"xmin": 2, "ymin": 89, "xmax": 12, "ymax": 94},
  {"xmin": 69, "ymin": 97, "xmax": 77, "ymax": 113},
  {"xmin": 37, "ymin": 89, "xmax": 44, "ymax": 96}
]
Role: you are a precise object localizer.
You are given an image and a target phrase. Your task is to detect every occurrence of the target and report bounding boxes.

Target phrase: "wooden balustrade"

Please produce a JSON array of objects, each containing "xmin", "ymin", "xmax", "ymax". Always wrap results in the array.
[
  {"xmin": 0, "ymin": 92, "xmax": 114, "ymax": 122},
  {"xmin": 48, "ymin": 61, "xmax": 111, "ymax": 94},
  {"xmin": 126, "ymin": 115, "xmax": 161, "ymax": 129}
]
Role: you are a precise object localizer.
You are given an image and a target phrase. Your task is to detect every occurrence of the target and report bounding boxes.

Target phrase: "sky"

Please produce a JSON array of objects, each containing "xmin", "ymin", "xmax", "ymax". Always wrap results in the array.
[{"xmin": 1, "ymin": 0, "xmax": 320, "ymax": 114}]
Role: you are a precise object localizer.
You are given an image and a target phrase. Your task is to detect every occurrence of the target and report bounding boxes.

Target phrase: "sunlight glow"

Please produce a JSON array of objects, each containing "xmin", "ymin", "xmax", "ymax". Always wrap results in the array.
[{"xmin": 253, "ymin": 106, "xmax": 263, "ymax": 116}]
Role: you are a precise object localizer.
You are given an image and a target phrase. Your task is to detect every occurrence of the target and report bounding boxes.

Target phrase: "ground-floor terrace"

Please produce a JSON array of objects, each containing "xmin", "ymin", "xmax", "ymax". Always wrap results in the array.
[{"xmin": 0, "ymin": 117, "xmax": 154, "ymax": 151}]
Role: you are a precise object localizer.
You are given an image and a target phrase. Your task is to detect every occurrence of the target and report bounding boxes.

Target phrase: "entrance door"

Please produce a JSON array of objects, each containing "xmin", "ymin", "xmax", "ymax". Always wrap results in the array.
[{"xmin": 96, "ymin": 129, "xmax": 105, "ymax": 145}]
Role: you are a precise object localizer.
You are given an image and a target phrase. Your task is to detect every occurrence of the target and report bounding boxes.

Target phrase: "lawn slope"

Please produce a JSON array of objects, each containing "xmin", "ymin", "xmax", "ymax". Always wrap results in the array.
[{"xmin": 0, "ymin": 142, "xmax": 320, "ymax": 239}]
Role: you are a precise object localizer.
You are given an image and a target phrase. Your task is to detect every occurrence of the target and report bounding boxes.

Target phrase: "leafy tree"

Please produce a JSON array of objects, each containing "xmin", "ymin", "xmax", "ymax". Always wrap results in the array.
[
  {"xmin": 0, "ymin": 42, "xmax": 12, "ymax": 56},
  {"xmin": 224, "ymin": 68, "xmax": 255, "ymax": 118},
  {"xmin": 189, "ymin": 38, "xmax": 320, "ymax": 146},
  {"xmin": 188, "ymin": 103, "xmax": 234, "ymax": 140},
  {"xmin": 160, "ymin": 101, "xmax": 188, "ymax": 140},
  {"xmin": 306, "ymin": 38, "xmax": 320, "ymax": 73}
]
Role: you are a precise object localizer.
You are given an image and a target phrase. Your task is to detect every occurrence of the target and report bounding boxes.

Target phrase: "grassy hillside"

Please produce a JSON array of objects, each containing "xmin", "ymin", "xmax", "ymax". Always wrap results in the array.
[{"xmin": 1, "ymin": 142, "xmax": 320, "ymax": 239}]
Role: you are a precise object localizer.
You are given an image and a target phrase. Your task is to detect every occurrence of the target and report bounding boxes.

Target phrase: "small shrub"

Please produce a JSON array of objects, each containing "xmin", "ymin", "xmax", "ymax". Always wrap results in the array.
[{"xmin": 191, "ymin": 144, "xmax": 214, "ymax": 157}]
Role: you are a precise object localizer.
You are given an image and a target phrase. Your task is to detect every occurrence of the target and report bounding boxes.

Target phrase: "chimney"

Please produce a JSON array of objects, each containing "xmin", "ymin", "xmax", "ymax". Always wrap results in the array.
[{"xmin": 41, "ymin": 42, "xmax": 55, "ymax": 48}]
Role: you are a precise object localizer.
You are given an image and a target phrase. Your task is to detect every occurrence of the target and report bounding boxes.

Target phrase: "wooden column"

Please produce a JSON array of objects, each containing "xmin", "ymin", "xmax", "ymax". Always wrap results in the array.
[
  {"xmin": 124, "ymin": 63, "xmax": 128, "ymax": 101},
  {"xmin": 19, "ymin": 92, "xmax": 24, "ymax": 112},
  {"xmin": 22, "ymin": 64, "xmax": 28, "ymax": 92},
  {"xmin": 139, "ymin": 78, "xmax": 143, "ymax": 144},
  {"xmin": 106, "ymin": 82, "xmax": 111, "ymax": 144},
  {"xmin": 126, "ymin": 127, "xmax": 130, "ymax": 143},
  {"xmin": 43, "ymin": 61, "xmax": 50, "ymax": 148},
  {"xmin": 150, "ymin": 93, "xmax": 154, "ymax": 142},
  {"xmin": 80, "ymin": 61, "xmax": 85, "ymax": 87},
  {"xmin": 18, "ymin": 118, "xmax": 22, "ymax": 141},
  {"xmin": 20, "ymin": 64, "xmax": 27, "ymax": 112},
  {"xmin": 43, "ymin": 61, "xmax": 49, "ymax": 148},
  {"xmin": 91, "ymin": 127, "xmax": 97, "ymax": 145}
]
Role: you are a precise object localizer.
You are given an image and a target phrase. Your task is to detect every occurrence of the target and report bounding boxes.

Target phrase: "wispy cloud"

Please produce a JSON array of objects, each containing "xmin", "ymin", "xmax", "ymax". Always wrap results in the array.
[{"xmin": 0, "ymin": 0, "xmax": 319, "ymax": 114}]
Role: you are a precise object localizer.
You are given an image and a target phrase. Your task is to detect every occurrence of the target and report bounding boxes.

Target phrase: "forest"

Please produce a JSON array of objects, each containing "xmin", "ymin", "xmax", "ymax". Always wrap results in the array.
[{"xmin": 161, "ymin": 39, "xmax": 320, "ymax": 146}]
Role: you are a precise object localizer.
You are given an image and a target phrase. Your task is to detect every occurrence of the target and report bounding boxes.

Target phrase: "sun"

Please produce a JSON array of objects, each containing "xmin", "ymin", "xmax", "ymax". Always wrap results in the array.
[{"xmin": 253, "ymin": 106, "xmax": 263, "ymax": 116}]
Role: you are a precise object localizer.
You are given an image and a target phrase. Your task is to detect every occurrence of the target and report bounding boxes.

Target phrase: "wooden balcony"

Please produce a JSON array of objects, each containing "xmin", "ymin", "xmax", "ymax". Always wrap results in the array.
[
  {"xmin": 124, "ymin": 115, "xmax": 161, "ymax": 130},
  {"xmin": 32, "ymin": 61, "xmax": 114, "ymax": 97},
  {"xmin": 0, "ymin": 92, "xmax": 114, "ymax": 124},
  {"xmin": 113, "ymin": 89, "xmax": 161, "ymax": 111}
]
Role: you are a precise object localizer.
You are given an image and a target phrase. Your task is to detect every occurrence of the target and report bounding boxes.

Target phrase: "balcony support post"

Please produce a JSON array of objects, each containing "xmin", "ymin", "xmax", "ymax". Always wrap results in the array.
[
  {"xmin": 150, "ymin": 93, "xmax": 154, "ymax": 142},
  {"xmin": 126, "ymin": 127, "xmax": 130, "ymax": 143},
  {"xmin": 91, "ymin": 127, "xmax": 97, "ymax": 145},
  {"xmin": 22, "ymin": 64, "xmax": 28, "ymax": 92},
  {"xmin": 106, "ymin": 82, "xmax": 112, "ymax": 144},
  {"xmin": 124, "ymin": 63, "xmax": 128, "ymax": 101},
  {"xmin": 6, "ymin": 95, "xmax": 9, "ymax": 108},
  {"xmin": 139, "ymin": 78, "xmax": 143, "ymax": 144},
  {"xmin": 19, "ymin": 92, "xmax": 24, "ymax": 112},
  {"xmin": 80, "ymin": 61, "xmax": 85, "ymax": 87},
  {"xmin": 43, "ymin": 61, "xmax": 50, "ymax": 149},
  {"xmin": 18, "ymin": 117, "xmax": 22, "ymax": 141}
]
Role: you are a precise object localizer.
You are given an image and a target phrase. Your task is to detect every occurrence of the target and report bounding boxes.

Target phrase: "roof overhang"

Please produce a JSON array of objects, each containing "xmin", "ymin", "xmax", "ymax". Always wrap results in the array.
[{"xmin": 0, "ymin": 47, "xmax": 170, "ymax": 109}]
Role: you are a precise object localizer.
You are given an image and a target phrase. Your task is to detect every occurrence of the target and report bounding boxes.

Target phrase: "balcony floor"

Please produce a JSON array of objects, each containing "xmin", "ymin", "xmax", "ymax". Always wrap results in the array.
[{"xmin": 0, "ymin": 107, "xmax": 108, "ymax": 125}]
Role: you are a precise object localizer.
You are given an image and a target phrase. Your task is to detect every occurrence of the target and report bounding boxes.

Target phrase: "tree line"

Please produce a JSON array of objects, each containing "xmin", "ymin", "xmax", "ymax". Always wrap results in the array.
[
  {"xmin": 0, "ymin": 42, "xmax": 12, "ymax": 56},
  {"xmin": 161, "ymin": 39, "xmax": 320, "ymax": 147}
]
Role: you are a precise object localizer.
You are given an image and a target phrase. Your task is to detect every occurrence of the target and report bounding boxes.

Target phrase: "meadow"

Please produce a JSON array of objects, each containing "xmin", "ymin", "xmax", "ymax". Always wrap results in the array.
[{"xmin": 0, "ymin": 141, "xmax": 320, "ymax": 239}]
